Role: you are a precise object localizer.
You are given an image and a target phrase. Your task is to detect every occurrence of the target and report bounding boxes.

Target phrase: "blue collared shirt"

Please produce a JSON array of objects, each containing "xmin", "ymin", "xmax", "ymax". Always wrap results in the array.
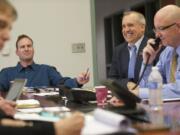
[
  {"xmin": 0, "ymin": 63, "xmax": 79, "ymax": 92},
  {"xmin": 128, "ymin": 35, "xmax": 144, "ymax": 57},
  {"xmin": 128, "ymin": 36, "xmax": 144, "ymax": 79},
  {"xmin": 139, "ymin": 46, "xmax": 180, "ymax": 99}
]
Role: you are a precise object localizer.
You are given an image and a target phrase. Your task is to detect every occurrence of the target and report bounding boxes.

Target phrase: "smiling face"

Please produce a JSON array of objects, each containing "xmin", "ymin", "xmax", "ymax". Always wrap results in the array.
[
  {"xmin": 16, "ymin": 37, "xmax": 34, "ymax": 62},
  {"xmin": 122, "ymin": 13, "xmax": 145, "ymax": 44}
]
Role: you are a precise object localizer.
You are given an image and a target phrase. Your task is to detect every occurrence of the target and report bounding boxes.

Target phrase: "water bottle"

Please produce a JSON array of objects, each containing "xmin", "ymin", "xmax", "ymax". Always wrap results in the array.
[{"xmin": 148, "ymin": 67, "xmax": 163, "ymax": 111}]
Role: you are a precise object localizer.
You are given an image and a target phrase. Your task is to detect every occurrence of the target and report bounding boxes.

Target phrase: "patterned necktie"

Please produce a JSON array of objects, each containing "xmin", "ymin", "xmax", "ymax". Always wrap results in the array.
[
  {"xmin": 170, "ymin": 50, "xmax": 178, "ymax": 83},
  {"xmin": 128, "ymin": 45, "xmax": 137, "ymax": 79}
]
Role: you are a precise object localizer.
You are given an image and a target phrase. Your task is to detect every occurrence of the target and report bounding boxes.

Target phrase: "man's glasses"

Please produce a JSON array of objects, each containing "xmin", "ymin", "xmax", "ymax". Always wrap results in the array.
[{"xmin": 153, "ymin": 23, "xmax": 176, "ymax": 33}]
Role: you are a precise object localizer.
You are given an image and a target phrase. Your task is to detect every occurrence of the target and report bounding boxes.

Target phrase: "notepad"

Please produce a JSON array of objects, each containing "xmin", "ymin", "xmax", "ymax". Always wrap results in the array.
[
  {"xmin": 15, "ymin": 107, "xmax": 71, "ymax": 122},
  {"xmin": 33, "ymin": 92, "xmax": 59, "ymax": 96},
  {"xmin": 16, "ymin": 99, "xmax": 40, "ymax": 109}
]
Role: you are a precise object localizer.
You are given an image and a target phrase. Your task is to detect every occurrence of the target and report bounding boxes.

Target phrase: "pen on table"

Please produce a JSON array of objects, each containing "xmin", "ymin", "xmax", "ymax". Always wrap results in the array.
[{"xmin": 84, "ymin": 68, "xmax": 89, "ymax": 80}]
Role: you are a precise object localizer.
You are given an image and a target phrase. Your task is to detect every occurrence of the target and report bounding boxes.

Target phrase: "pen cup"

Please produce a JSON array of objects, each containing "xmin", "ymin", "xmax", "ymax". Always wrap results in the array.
[{"xmin": 95, "ymin": 86, "xmax": 108, "ymax": 108}]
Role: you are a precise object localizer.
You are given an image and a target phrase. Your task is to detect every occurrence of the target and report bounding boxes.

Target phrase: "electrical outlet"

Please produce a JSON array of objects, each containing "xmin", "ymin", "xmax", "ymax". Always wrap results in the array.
[{"xmin": 72, "ymin": 42, "xmax": 85, "ymax": 53}]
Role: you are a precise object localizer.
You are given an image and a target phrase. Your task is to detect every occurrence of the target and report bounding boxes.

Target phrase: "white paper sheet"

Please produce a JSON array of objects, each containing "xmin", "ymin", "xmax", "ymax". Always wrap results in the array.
[
  {"xmin": 14, "ymin": 113, "xmax": 60, "ymax": 122},
  {"xmin": 16, "ymin": 99, "xmax": 40, "ymax": 108},
  {"xmin": 81, "ymin": 108, "xmax": 136, "ymax": 135},
  {"xmin": 16, "ymin": 99, "xmax": 40, "ymax": 105},
  {"xmin": 32, "ymin": 92, "xmax": 59, "ymax": 96},
  {"xmin": 17, "ymin": 108, "xmax": 43, "ymax": 113},
  {"xmin": 15, "ymin": 107, "xmax": 71, "ymax": 122},
  {"xmin": 17, "ymin": 106, "xmax": 70, "ymax": 113}
]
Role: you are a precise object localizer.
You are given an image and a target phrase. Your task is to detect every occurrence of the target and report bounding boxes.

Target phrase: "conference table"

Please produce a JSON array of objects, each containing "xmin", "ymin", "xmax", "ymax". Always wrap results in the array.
[
  {"xmin": 20, "ymin": 91, "xmax": 180, "ymax": 135},
  {"xmin": 138, "ymin": 101, "xmax": 180, "ymax": 135}
]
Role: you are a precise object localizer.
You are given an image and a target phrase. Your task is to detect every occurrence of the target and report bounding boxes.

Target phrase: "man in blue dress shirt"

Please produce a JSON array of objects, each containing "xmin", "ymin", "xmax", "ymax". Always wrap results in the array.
[
  {"xmin": 0, "ymin": 34, "xmax": 90, "ymax": 92},
  {"xmin": 138, "ymin": 5, "xmax": 180, "ymax": 99},
  {"xmin": 0, "ymin": 1, "xmax": 84, "ymax": 135},
  {"xmin": 110, "ymin": 5, "xmax": 180, "ymax": 106}
]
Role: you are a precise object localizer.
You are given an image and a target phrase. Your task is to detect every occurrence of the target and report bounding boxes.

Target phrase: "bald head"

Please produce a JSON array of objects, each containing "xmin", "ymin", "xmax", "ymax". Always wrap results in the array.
[
  {"xmin": 155, "ymin": 5, "xmax": 180, "ymax": 23},
  {"xmin": 153, "ymin": 5, "xmax": 180, "ymax": 47}
]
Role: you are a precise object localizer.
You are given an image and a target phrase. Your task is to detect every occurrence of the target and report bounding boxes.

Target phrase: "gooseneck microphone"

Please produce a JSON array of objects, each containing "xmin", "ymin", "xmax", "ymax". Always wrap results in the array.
[{"xmin": 132, "ymin": 37, "xmax": 161, "ymax": 90}]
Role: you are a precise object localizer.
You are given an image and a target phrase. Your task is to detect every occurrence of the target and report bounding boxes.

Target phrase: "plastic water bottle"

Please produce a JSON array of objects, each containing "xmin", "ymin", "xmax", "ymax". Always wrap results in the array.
[{"xmin": 148, "ymin": 67, "xmax": 163, "ymax": 111}]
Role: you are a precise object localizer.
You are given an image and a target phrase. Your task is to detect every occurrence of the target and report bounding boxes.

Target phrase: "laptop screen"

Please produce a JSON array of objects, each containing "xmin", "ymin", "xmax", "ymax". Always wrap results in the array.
[{"xmin": 6, "ymin": 79, "xmax": 27, "ymax": 101}]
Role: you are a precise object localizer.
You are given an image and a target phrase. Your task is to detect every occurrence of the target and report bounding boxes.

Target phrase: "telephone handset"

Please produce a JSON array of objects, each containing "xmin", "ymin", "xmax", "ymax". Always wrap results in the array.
[{"xmin": 150, "ymin": 37, "xmax": 161, "ymax": 51}]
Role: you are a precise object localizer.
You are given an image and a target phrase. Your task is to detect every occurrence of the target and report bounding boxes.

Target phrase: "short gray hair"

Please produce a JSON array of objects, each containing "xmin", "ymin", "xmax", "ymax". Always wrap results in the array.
[{"xmin": 123, "ymin": 11, "xmax": 146, "ymax": 25}]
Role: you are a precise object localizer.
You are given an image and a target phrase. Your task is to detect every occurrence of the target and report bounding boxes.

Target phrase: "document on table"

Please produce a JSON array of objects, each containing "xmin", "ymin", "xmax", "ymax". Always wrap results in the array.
[
  {"xmin": 15, "ymin": 106, "xmax": 71, "ymax": 122},
  {"xmin": 14, "ymin": 113, "xmax": 60, "ymax": 122},
  {"xmin": 81, "ymin": 108, "xmax": 137, "ymax": 135},
  {"xmin": 17, "ymin": 106, "xmax": 70, "ymax": 113},
  {"xmin": 16, "ymin": 99, "xmax": 40, "ymax": 108},
  {"xmin": 32, "ymin": 92, "xmax": 59, "ymax": 96}
]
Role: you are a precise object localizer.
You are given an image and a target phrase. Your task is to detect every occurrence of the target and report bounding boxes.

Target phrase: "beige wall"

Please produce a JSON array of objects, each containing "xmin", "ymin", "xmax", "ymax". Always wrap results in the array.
[{"xmin": 0, "ymin": 0, "xmax": 94, "ymax": 87}]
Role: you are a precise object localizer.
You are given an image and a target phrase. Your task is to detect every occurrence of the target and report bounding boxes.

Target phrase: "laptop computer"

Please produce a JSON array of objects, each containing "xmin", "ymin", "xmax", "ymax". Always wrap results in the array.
[{"xmin": 6, "ymin": 79, "xmax": 27, "ymax": 101}]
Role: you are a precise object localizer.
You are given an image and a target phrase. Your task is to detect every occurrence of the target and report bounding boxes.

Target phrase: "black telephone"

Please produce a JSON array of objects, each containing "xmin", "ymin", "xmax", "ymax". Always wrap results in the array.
[
  {"xmin": 102, "ymin": 79, "xmax": 150, "ymax": 123},
  {"xmin": 59, "ymin": 85, "xmax": 96, "ymax": 104},
  {"xmin": 150, "ymin": 37, "xmax": 161, "ymax": 51},
  {"xmin": 102, "ymin": 79, "xmax": 141, "ymax": 109}
]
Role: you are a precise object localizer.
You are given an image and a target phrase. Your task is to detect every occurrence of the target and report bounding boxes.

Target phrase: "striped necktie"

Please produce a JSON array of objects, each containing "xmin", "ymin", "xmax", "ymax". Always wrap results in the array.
[
  {"xmin": 128, "ymin": 45, "xmax": 137, "ymax": 79},
  {"xmin": 170, "ymin": 50, "xmax": 178, "ymax": 83}
]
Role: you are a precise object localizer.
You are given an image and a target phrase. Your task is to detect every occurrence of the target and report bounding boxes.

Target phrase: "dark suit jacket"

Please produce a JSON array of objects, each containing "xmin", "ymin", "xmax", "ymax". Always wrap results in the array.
[{"xmin": 108, "ymin": 36, "xmax": 148, "ymax": 85}]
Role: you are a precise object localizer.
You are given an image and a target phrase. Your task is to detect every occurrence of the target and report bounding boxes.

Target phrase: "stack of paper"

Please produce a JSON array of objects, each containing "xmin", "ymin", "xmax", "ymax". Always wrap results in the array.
[
  {"xmin": 32, "ymin": 92, "xmax": 59, "ymax": 96},
  {"xmin": 14, "ymin": 112, "xmax": 60, "ymax": 122},
  {"xmin": 16, "ymin": 99, "xmax": 40, "ymax": 109},
  {"xmin": 81, "ymin": 108, "xmax": 136, "ymax": 135},
  {"xmin": 15, "ymin": 107, "xmax": 71, "ymax": 122}
]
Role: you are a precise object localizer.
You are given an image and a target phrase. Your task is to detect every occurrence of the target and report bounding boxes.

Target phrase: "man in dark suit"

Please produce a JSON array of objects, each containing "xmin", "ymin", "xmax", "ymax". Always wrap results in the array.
[{"xmin": 109, "ymin": 11, "xmax": 148, "ymax": 87}]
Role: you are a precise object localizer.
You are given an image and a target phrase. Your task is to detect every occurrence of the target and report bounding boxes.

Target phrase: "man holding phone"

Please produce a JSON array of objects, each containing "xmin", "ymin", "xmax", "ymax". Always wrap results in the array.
[
  {"xmin": 139, "ymin": 5, "xmax": 180, "ymax": 99},
  {"xmin": 110, "ymin": 5, "xmax": 180, "ymax": 106}
]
